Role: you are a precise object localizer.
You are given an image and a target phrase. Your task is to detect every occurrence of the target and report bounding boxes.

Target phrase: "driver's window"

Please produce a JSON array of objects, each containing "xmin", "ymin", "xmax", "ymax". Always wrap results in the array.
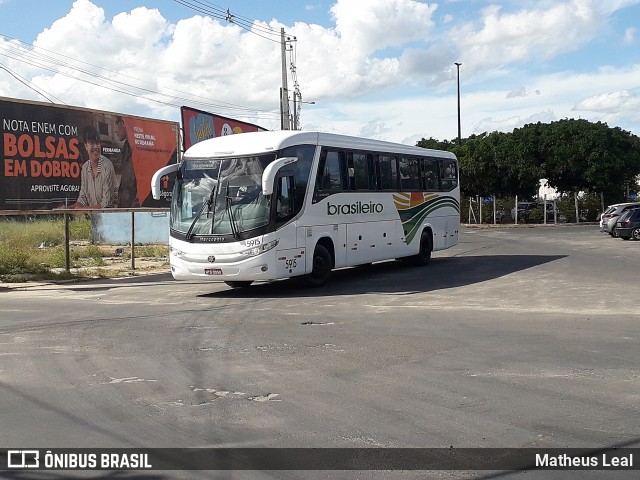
[{"xmin": 276, "ymin": 175, "xmax": 294, "ymax": 222}]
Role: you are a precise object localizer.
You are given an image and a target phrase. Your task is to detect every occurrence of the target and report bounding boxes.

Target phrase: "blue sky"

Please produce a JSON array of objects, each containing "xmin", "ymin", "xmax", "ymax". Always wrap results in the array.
[{"xmin": 1, "ymin": 0, "xmax": 639, "ymax": 144}]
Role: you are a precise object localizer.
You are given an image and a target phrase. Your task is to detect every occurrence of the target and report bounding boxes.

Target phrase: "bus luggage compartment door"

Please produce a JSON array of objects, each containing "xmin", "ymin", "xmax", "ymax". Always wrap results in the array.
[{"xmin": 346, "ymin": 221, "xmax": 396, "ymax": 266}]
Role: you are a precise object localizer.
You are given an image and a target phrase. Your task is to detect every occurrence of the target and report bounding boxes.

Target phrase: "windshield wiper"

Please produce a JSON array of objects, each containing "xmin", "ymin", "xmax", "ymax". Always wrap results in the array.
[
  {"xmin": 185, "ymin": 185, "xmax": 216, "ymax": 240},
  {"xmin": 226, "ymin": 195, "xmax": 242, "ymax": 240}
]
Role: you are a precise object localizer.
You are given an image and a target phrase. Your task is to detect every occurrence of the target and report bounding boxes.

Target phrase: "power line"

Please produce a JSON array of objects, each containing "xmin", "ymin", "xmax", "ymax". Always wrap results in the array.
[
  {"xmin": 173, "ymin": 0, "xmax": 284, "ymax": 42},
  {"xmin": 0, "ymin": 34, "xmax": 280, "ymax": 120},
  {"xmin": 0, "ymin": 0, "xmax": 302, "ymax": 122},
  {"xmin": 0, "ymin": 63, "xmax": 65, "ymax": 104}
]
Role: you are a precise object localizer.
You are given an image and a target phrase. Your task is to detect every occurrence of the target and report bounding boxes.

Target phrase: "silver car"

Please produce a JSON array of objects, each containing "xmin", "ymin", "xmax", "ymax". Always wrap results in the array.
[{"xmin": 602, "ymin": 202, "xmax": 640, "ymax": 237}]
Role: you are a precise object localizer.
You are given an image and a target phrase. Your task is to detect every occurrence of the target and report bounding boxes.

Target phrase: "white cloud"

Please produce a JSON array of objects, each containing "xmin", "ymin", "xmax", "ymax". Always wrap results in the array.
[
  {"xmin": 451, "ymin": 1, "xmax": 602, "ymax": 74},
  {"xmin": 474, "ymin": 109, "xmax": 557, "ymax": 134},
  {"xmin": 329, "ymin": 0, "xmax": 437, "ymax": 53},
  {"xmin": 574, "ymin": 91, "xmax": 640, "ymax": 112},
  {"xmin": 506, "ymin": 87, "xmax": 543, "ymax": 99},
  {"xmin": 624, "ymin": 27, "xmax": 636, "ymax": 45},
  {"xmin": 359, "ymin": 119, "xmax": 393, "ymax": 139},
  {"xmin": 506, "ymin": 87, "xmax": 527, "ymax": 99}
]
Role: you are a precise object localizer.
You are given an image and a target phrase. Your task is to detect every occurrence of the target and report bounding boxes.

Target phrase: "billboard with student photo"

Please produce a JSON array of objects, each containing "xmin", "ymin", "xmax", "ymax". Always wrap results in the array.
[
  {"xmin": 181, "ymin": 106, "xmax": 266, "ymax": 152},
  {"xmin": 0, "ymin": 96, "xmax": 179, "ymax": 212}
]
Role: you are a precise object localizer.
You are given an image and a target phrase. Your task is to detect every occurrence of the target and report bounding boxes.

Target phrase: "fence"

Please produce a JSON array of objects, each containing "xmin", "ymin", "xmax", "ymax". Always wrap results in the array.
[{"xmin": 462, "ymin": 194, "xmax": 606, "ymax": 225}]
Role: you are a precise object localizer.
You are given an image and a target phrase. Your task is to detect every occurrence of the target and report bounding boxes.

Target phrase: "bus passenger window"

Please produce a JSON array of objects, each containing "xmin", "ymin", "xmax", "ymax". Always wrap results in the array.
[
  {"xmin": 367, "ymin": 154, "xmax": 375, "ymax": 189},
  {"xmin": 352, "ymin": 152, "xmax": 370, "ymax": 190},
  {"xmin": 399, "ymin": 157, "xmax": 420, "ymax": 190},
  {"xmin": 375, "ymin": 155, "xmax": 398, "ymax": 190},
  {"xmin": 315, "ymin": 149, "xmax": 345, "ymax": 193},
  {"xmin": 439, "ymin": 159, "xmax": 458, "ymax": 191},
  {"xmin": 421, "ymin": 158, "xmax": 440, "ymax": 191}
]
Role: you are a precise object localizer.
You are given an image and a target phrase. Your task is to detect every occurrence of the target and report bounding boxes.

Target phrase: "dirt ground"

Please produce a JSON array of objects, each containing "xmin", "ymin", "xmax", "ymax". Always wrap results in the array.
[{"xmin": 60, "ymin": 255, "xmax": 171, "ymax": 278}]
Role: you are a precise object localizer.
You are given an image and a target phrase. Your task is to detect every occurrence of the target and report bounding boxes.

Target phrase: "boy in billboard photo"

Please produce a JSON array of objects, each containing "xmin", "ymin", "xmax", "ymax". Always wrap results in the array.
[
  {"xmin": 68, "ymin": 125, "xmax": 117, "ymax": 209},
  {"xmin": 114, "ymin": 116, "xmax": 139, "ymax": 208}
]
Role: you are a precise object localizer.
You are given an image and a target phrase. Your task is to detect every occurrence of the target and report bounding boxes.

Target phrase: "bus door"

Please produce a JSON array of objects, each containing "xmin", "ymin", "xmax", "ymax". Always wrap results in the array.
[{"xmin": 273, "ymin": 172, "xmax": 306, "ymax": 278}]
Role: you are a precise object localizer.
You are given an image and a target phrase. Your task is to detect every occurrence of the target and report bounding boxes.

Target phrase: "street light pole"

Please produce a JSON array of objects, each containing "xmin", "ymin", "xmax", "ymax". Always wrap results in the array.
[{"xmin": 455, "ymin": 62, "xmax": 462, "ymax": 145}]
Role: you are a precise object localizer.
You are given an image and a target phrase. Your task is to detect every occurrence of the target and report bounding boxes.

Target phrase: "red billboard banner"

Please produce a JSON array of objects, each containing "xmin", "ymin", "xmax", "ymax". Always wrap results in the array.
[
  {"xmin": 0, "ymin": 97, "xmax": 179, "ymax": 211},
  {"xmin": 181, "ymin": 106, "xmax": 266, "ymax": 151}
]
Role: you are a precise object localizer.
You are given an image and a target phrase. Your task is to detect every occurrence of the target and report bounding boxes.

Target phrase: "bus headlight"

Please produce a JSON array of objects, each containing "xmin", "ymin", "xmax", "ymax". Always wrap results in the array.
[
  {"xmin": 240, "ymin": 239, "xmax": 279, "ymax": 257},
  {"xmin": 170, "ymin": 247, "xmax": 186, "ymax": 258}
]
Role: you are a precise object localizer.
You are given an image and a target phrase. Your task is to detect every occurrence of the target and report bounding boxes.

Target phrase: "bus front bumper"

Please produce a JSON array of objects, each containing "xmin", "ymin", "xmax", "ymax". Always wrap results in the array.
[{"xmin": 169, "ymin": 253, "xmax": 276, "ymax": 282}]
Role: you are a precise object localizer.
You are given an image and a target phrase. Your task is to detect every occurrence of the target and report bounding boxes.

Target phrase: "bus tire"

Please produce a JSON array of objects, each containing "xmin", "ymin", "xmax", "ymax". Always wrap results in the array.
[
  {"xmin": 225, "ymin": 281, "xmax": 254, "ymax": 288},
  {"xmin": 409, "ymin": 230, "xmax": 432, "ymax": 266},
  {"xmin": 304, "ymin": 244, "xmax": 332, "ymax": 287}
]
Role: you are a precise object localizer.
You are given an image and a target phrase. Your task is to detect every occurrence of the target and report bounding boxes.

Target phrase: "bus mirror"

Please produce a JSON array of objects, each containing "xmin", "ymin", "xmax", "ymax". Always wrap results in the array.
[
  {"xmin": 151, "ymin": 163, "xmax": 179, "ymax": 200},
  {"xmin": 262, "ymin": 157, "xmax": 298, "ymax": 195}
]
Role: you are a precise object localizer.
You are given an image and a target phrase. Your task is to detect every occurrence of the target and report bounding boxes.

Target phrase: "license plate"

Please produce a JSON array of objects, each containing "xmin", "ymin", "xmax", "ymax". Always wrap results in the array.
[{"xmin": 204, "ymin": 268, "xmax": 222, "ymax": 275}]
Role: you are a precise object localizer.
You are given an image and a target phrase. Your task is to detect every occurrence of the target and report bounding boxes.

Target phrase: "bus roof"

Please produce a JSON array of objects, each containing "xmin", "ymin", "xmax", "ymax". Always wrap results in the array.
[{"xmin": 183, "ymin": 130, "xmax": 456, "ymax": 160}]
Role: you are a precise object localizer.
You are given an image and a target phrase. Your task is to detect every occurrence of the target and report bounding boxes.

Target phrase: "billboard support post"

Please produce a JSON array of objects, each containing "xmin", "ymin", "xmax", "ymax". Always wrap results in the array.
[
  {"xmin": 131, "ymin": 212, "xmax": 136, "ymax": 270},
  {"xmin": 64, "ymin": 214, "xmax": 71, "ymax": 272}
]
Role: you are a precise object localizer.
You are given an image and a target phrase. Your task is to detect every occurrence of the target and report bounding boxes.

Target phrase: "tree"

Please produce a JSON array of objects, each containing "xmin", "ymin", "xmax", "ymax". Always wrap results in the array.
[{"xmin": 417, "ymin": 119, "xmax": 640, "ymax": 202}]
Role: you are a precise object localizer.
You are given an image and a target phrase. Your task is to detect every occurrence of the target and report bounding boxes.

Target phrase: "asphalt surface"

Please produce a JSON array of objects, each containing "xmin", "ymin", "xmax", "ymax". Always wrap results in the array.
[{"xmin": 0, "ymin": 224, "xmax": 638, "ymax": 479}]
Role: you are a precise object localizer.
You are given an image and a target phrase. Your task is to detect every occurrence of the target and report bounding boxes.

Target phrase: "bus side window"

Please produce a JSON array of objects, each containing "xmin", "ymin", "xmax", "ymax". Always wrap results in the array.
[
  {"xmin": 315, "ymin": 149, "xmax": 346, "ymax": 194},
  {"xmin": 347, "ymin": 152, "xmax": 369, "ymax": 190},
  {"xmin": 375, "ymin": 154, "xmax": 398, "ymax": 190},
  {"xmin": 439, "ymin": 159, "xmax": 457, "ymax": 191},
  {"xmin": 367, "ymin": 154, "xmax": 375, "ymax": 189},
  {"xmin": 399, "ymin": 156, "xmax": 420, "ymax": 190},
  {"xmin": 422, "ymin": 158, "xmax": 440, "ymax": 191}
]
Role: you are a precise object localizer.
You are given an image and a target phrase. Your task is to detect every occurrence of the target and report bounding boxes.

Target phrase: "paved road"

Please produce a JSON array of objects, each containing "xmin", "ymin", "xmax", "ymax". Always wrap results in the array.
[{"xmin": 1, "ymin": 225, "xmax": 638, "ymax": 479}]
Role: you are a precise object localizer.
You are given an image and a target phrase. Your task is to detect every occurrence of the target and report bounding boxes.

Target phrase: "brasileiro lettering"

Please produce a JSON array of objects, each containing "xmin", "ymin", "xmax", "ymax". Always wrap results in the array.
[{"xmin": 327, "ymin": 200, "xmax": 384, "ymax": 215}]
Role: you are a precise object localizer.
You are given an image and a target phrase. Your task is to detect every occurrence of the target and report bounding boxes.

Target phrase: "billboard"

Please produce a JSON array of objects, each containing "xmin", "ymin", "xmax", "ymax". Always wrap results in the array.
[
  {"xmin": 181, "ymin": 106, "xmax": 266, "ymax": 152},
  {"xmin": 0, "ymin": 97, "xmax": 179, "ymax": 211}
]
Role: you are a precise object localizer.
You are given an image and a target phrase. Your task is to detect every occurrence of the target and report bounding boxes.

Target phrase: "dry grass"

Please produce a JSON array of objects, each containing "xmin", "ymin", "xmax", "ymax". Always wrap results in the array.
[{"xmin": 0, "ymin": 216, "xmax": 168, "ymax": 282}]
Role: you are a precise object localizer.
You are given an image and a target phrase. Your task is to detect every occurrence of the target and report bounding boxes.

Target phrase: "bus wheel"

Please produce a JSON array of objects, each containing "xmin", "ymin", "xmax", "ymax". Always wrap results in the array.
[
  {"xmin": 410, "ymin": 231, "xmax": 432, "ymax": 266},
  {"xmin": 304, "ymin": 244, "xmax": 332, "ymax": 287},
  {"xmin": 225, "ymin": 281, "xmax": 254, "ymax": 288}
]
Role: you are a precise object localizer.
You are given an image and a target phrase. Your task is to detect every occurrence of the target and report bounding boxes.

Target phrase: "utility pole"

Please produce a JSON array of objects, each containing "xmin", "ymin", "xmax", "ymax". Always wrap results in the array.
[
  {"xmin": 280, "ymin": 28, "xmax": 291, "ymax": 130},
  {"xmin": 292, "ymin": 93, "xmax": 298, "ymax": 130},
  {"xmin": 455, "ymin": 62, "xmax": 462, "ymax": 145}
]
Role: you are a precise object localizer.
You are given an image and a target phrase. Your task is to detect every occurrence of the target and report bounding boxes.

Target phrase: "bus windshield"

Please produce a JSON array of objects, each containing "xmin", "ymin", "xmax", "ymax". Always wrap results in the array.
[{"xmin": 171, "ymin": 154, "xmax": 275, "ymax": 237}]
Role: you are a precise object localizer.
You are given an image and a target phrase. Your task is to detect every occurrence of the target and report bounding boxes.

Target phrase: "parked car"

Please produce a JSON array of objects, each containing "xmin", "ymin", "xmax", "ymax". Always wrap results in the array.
[
  {"xmin": 616, "ymin": 208, "xmax": 640, "ymax": 240},
  {"xmin": 600, "ymin": 204, "xmax": 626, "ymax": 230},
  {"xmin": 599, "ymin": 207, "xmax": 612, "ymax": 229},
  {"xmin": 602, "ymin": 203, "xmax": 640, "ymax": 237}
]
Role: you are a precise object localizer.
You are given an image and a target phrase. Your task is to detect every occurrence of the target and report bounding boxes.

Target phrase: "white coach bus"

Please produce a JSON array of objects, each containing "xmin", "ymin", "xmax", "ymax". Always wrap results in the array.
[{"xmin": 152, "ymin": 131, "xmax": 459, "ymax": 288}]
